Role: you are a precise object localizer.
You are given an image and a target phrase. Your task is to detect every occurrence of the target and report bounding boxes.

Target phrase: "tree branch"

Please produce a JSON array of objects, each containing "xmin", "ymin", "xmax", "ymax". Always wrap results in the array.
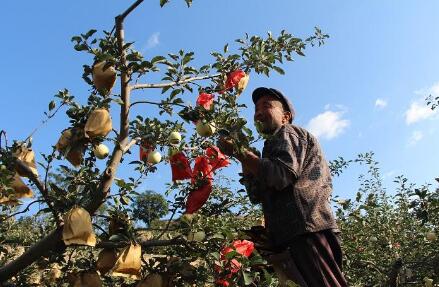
[
  {"xmin": 122, "ymin": 137, "xmax": 141, "ymax": 153},
  {"xmin": 118, "ymin": 0, "xmax": 144, "ymax": 21},
  {"xmin": 1, "ymin": 199, "xmax": 44, "ymax": 222},
  {"xmin": 130, "ymin": 73, "xmax": 220, "ymax": 90},
  {"xmin": 129, "ymin": 100, "xmax": 187, "ymax": 109},
  {"xmin": 14, "ymin": 159, "xmax": 62, "ymax": 225},
  {"xmin": 0, "ymin": 228, "xmax": 64, "ymax": 282},
  {"xmin": 96, "ymin": 237, "xmax": 185, "ymax": 249}
]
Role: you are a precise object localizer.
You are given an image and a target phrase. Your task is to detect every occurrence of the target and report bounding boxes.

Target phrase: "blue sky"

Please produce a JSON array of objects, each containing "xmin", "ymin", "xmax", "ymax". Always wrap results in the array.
[{"xmin": 1, "ymin": 0, "xmax": 439, "ymax": 209}]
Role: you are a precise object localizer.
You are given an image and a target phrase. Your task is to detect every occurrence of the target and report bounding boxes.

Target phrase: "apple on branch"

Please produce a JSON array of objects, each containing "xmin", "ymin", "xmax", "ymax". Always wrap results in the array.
[
  {"xmin": 93, "ymin": 143, "xmax": 110, "ymax": 159},
  {"xmin": 168, "ymin": 131, "xmax": 182, "ymax": 145},
  {"xmin": 147, "ymin": 150, "xmax": 162, "ymax": 165},
  {"xmin": 196, "ymin": 121, "xmax": 216, "ymax": 137}
]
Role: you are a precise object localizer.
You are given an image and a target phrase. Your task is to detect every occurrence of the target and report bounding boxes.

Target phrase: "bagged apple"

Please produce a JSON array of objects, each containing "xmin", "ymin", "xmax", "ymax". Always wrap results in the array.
[
  {"xmin": 55, "ymin": 128, "xmax": 87, "ymax": 167},
  {"xmin": 62, "ymin": 206, "xmax": 96, "ymax": 246},
  {"xmin": 110, "ymin": 243, "xmax": 142, "ymax": 280},
  {"xmin": 92, "ymin": 61, "xmax": 117, "ymax": 95},
  {"xmin": 0, "ymin": 173, "xmax": 33, "ymax": 205},
  {"xmin": 84, "ymin": 109, "xmax": 112, "ymax": 139},
  {"xmin": 13, "ymin": 145, "xmax": 38, "ymax": 177}
]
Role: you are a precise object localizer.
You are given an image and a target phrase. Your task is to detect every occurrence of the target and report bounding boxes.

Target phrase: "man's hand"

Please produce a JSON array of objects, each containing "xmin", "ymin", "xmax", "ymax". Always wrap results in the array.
[{"xmin": 217, "ymin": 136, "xmax": 235, "ymax": 157}]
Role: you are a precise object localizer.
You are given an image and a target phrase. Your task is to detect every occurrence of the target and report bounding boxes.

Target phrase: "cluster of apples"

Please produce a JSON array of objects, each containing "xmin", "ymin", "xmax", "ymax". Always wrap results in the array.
[
  {"xmin": 193, "ymin": 69, "xmax": 249, "ymax": 138},
  {"xmin": 139, "ymin": 131, "xmax": 182, "ymax": 165}
]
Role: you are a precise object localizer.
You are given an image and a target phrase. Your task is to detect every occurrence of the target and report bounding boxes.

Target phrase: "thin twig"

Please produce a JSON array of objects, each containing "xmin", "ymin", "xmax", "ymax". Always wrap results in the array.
[
  {"xmin": 130, "ymin": 73, "xmax": 220, "ymax": 90},
  {"xmin": 44, "ymin": 148, "xmax": 57, "ymax": 191},
  {"xmin": 129, "ymin": 100, "xmax": 187, "ymax": 109},
  {"xmin": 24, "ymin": 102, "xmax": 66, "ymax": 143},
  {"xmin": 155, "ymin": 208, "xmax": 178, "ymax": 240},
  {"xmin": 93, "ymin": 223, "xmax": 109, "ymax": 237},
  {"xmin": 122, "ymin": 137, "xmax": 141, "ymax": 153},
  {"xmin": 0, "ymin": 200, "xmax": 44, "ymax": 222},
  {"xmin": 14, "ymin": 160, "xmax": 62, "ymax": 225}
]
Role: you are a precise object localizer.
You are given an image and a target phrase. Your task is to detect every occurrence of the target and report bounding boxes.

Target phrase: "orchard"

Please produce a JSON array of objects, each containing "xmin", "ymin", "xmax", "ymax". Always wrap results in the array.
[{"xmin": 0, "ymin": 1, "xmax": 438, "ymax": 287}]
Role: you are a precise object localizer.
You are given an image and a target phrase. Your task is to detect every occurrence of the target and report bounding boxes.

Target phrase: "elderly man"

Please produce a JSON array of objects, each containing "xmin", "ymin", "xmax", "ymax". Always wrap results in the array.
[{"xmin": 218, "ymin": 87, "xmax": 348, "ymax": 287}]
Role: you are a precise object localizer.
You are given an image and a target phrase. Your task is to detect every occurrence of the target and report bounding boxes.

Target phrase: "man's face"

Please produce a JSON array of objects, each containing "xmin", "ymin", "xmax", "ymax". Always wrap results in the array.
[{"xmin": 254, "ymin": 95, "xmax": 290, "ymax": 135}]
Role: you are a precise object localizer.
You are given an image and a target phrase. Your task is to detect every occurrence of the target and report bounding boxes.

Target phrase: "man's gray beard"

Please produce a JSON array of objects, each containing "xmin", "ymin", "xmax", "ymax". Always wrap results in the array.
[{"xmin": 261, "ymin": 120, "xmax": 281, "ymax": 135}]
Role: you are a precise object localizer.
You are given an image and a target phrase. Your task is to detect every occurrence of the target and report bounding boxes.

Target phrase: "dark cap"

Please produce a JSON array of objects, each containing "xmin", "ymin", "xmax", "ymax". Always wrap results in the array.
[{"xmin": 252, "ymin": 87, "xmax": 295, "ymax": 123}]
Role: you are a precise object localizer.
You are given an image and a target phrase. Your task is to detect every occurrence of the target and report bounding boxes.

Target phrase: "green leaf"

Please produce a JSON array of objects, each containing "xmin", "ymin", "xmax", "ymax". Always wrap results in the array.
[
  {"xmin": 71, "ymin": 36, "xmax": 81, "ymax": 43},
  {"xmin": 169, "ymin": 89, "xmax": 181, "ymax": 99},
  {"xmin": 121, "ymin": 196, "xmax": 130, "ymax": 205},
  {"xmin": 160, "ymin": 0, "xmax": 169, "ymax": 7},
  {"xmin": 273, "ymin": 66, "xmax": 285, "ymax": 75},
  {"xmin": 151, "ymin": 55, "xmax": 166, "ymax": 63},
  {"xmin": 242, "ymin": 270, "xmax": 253, "ymax": 285},
  {"xmin": 161, "ymin": 86, "xmax": 172, "ymax": 94},
  {"xmin": 48, "ymin": 100, "xmax": 56, "ymax": 111},
  {"xmin": 84, "ymin": 29, "xmax": 97, "ymax": 39},
  {"xmin": 182, "ymin": 52, "xmax": 194, "ymax": 65},
  {"xmin": 296, "ymin": 50, "xmax": 305, "ymax": 56},
  {"xmin": 224, "ymin": 43, "xmax": 229, "ymax": 53}
]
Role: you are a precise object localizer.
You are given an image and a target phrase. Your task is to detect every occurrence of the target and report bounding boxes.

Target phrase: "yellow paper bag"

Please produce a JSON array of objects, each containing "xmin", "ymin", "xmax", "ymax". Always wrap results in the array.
[
  {"xmin": 0, "ymin": 173, "xmax": 33, "ymax": 205},
  {"xmin": 84, "ymin": 109, "xmax": 112, "ymax": 139},
  {"xmin": 92, "ymin": 61, "xmax": 117, "ymax": 95},
  {"xmin": 62, "ymin": 207, "xmax": 96, "ymax": 246},
  {"xmin": 14, "ymin": 146, "xmax": 38, "ymax": 177},
  {"xmin": 55, "ymin": 128, "xmax": 87, "ymax": 167},
  {"xmin": 111, "ymin": 243, "xmax": 142, "ymax": 280}
]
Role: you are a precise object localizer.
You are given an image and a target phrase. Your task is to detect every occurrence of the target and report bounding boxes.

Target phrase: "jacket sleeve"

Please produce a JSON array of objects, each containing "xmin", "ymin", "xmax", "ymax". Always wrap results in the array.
[
  {"xmin": 257, "ymin": 134, "xmax": 305, "ymax": 191},
  {"xmin": 241, "ymin": 174, "xmax": 262, "ymax": 204}
]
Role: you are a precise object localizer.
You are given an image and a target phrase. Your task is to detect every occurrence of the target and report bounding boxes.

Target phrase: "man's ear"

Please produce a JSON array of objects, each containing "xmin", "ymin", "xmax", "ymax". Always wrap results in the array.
[{"xmin": 283, "ymin": 111, "xmax": 292, "ymax": 123}]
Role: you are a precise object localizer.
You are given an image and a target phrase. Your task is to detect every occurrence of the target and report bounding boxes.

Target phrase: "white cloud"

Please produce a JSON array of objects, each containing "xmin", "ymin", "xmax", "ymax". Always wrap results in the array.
[
  {"xmin": 306, "ymin": 110, "xmax": 350, "ymax": 140},
  {"xmin": 405, "ymin": 102, "xmax": 436, "ymax": 124},
  {"xmin": 375, "ymin": 98, "xmax": 387, "ymax": 109},
  {"xmin": 408, "ymin": 130, "xmax": 423, "ymax": 146},
  {"xmin": 406, "ymin": 82, "xmax": 439, "ymax": 124},
  {"xmin": 144, "ymin": 32, "xmax": 160, "ymax": 49}
]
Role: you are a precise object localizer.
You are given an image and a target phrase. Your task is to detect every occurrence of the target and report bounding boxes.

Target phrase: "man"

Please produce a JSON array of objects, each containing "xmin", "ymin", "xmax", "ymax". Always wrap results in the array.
[{"xmin": 218, "ymin": 87, "xmax": 348, "ymax": 287}]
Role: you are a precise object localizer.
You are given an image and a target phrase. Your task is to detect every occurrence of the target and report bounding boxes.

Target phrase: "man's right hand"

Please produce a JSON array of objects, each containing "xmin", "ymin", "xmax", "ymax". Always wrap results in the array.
[{"xmin": 217, "ymin": 136, "xmax": 235, "ymax": 157}]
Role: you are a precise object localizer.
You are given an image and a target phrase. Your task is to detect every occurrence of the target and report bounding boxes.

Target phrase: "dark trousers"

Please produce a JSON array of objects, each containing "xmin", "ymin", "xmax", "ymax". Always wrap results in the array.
[{"xmin": 280, "ymin": 229, "xmax": 348, "ymax": 287}]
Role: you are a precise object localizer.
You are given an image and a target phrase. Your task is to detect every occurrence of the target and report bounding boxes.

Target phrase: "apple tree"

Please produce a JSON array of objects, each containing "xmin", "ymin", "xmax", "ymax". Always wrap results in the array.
[
  {"xmin": 0, "ymin": 0, "xmax": 328, "ymax": 286},
  {"xmin": 330, "ymin": 152, "xmax": 438, "ymax": 286}
]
